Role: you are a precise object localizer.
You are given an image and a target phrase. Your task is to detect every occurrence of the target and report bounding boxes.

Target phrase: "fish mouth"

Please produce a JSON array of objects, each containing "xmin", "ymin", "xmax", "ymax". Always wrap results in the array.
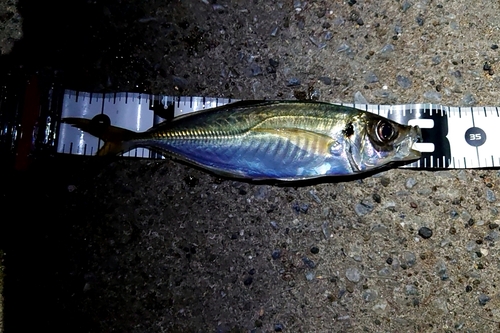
[{"xmin": 394, "ymin": 125, "xmax": 422, "ymax": 162}]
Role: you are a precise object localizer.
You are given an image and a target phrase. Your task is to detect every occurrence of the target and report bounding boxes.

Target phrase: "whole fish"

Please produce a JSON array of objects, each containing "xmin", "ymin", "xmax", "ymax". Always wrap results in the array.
[{"xmin": 63, "ymin": 100, "xmax": 421, "ymax": 181}]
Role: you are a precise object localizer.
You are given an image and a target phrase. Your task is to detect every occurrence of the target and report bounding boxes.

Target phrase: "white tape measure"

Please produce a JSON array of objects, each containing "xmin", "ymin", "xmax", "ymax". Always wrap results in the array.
[{"xmin": 55, "ymin": 89, "xmax": 498, "ymax": 170}]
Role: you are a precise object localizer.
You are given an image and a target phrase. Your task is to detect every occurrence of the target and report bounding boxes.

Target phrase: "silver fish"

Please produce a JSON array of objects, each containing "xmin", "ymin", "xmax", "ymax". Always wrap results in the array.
[{"xmin": 63, "ymin": 100, "xmax": 421, "ymax": 181}]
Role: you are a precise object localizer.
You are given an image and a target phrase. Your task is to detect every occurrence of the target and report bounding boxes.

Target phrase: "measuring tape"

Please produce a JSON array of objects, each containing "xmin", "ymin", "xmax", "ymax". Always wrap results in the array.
[{"xmin": 1, "ymin": 83, "xmax": 497, "ymax": 170}]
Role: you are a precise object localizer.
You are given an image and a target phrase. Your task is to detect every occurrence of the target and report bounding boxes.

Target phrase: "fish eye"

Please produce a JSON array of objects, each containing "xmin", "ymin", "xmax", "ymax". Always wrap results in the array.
[{"xmin": 376, "ymin": 120, "xmax": 397, "ymax": 142}]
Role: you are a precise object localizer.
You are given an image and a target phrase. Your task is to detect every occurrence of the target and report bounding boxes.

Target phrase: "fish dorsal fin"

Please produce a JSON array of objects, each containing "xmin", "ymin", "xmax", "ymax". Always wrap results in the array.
[{"xmin": 250, "ymin": 127, "xmax": 336, "ymax": 155}]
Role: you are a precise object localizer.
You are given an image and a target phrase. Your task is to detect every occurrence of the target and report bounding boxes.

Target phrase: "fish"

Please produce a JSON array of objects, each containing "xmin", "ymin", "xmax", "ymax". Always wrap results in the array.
[{"xmin": 62, "ymin": 100, "xmax": 422, "ymax": 181}]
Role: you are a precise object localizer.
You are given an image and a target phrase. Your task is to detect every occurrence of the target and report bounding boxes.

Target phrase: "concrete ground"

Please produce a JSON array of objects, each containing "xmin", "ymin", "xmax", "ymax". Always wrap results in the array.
[{"xmin": 1, "ymin": 0, "xmax": 500, "ymax": 332}]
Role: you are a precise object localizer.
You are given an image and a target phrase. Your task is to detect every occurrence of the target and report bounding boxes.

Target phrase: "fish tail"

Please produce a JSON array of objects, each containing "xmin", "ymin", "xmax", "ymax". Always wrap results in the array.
[{"xmin": 62, "ymin": 117, "xmax": 139, "ymax": 156}]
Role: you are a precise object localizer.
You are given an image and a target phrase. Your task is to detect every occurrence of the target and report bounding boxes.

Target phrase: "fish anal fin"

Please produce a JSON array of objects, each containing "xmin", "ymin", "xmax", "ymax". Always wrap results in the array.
[{"xmin": 96, "ymin": 141, "xmax": 135, "ymax": 156}]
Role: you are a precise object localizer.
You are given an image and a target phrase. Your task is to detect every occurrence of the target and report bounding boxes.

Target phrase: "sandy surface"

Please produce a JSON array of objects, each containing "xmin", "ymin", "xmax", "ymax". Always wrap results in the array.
[{"xmin": 1, "ymin": 0, "xmax": 500, "ymax": 332}]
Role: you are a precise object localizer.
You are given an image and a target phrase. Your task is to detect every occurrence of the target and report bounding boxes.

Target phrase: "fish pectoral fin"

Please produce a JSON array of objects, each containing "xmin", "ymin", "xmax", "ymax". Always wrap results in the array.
[{"xmin": 251, "ymin": 127, "xmax": 334, "ymax": 154}]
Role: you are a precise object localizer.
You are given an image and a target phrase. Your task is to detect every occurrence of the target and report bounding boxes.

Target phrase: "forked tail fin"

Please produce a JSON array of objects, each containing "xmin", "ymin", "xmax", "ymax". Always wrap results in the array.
[{"xmin": 62, "ymin": 117, "xmax": 139, "ymax": 156}]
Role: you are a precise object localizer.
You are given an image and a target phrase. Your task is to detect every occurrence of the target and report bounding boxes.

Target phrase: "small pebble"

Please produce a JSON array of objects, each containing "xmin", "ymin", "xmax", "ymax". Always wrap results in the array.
[
  {"xmin": 269, "ymin": 58, "xmax": 279, "ymax": 68},
  {"xmin": 318, "ymin": 76, "xmax": 332, "ymax": 85},
  {"xmin": 345, "ymin": 267, "xmax": 361, "ymax": 283},
  {"xmin": 302, "ymin": 257, "xmax": 316, "ymax": 269},
  {"xmin": 436, "ymin": 170, "xmax": 453, "ymax": 178},
  {"xmin": 305, "ymin": 271, "xmax": 315, "ymax": 281},
  {"xmin": 365, "ymin": 71, "xmax": 379, "ymax": 84},
  {"xmin": 348, "ymin": 10, "xmax": 360, "ymax": 22},
  {"xmin": 402, "ymin": 251, "xmax": 417, "ymax": 267},
  {"xmin": 380, "ymin": 44, "xmax": 395, "ymax": 55},
  {"xmin": 301, "ymin": 203, "xmax": 309, "ymax": 213},
  {"xmin": 322, "ymin": 221, "xmax": 331, "ymax": 239},
  {"xmin": 347, "ymin": 0, "xmax": 357, "ymax": 5},
  {"xmin": 309, "ymin": 35, "xmax": 327, "ymax": 49},
  {"xmin": 324, "ymin": 31, "xmax": 333, "ymax": 41},
  {"xmin": 386, "ymin": 257, "xmax": 393, "ymax": 265},
  {"xmin": 243, "ymin": 276, "xmax": 253, "ymax": 286},
  {"xmin": 486, "ymin": 189, "xmax": 496, "ymax": 202},
  {"xmin": 310, "ymin": 246, "xmax": 319, "ymax": 254},
  {"xmin": 436, "ymin": 260, "xmax": 448, "ymax": 280},
  {"xmin": 308, "ymin": 190, "xmax": 321, "ymax": 203},
  {"xmin": 478, "ymin": 294, "xmax": 491, "ymax": 306},
  {"xmin": 466, "ymin": 241, "xmax": 477, "ymax": 252},
  {"xmin": 423, "ymin": 91, "xmax": 442, "ymax": 102},
  {"xmin": 246, "ymin": 63, "xmax": 263, "ymax": 77},
  {"xmin": 286, "ymin": 78, "xmax": 301, "ymax": 86},
  {"xmin": 362, "ymin": 289, "xmax": 378, "ymax": 302},
  {"xmin": 451, "ymin": 70, "xmax": 462, "ymax": 79},
  {"xmin": 416, "ymin": 16, "xmax": 424, "ymax": 26},
  {"xmin": 432, "ymin": 55, "xmax": 442, "ymax": 65},
  {"xmin": 401, "ymin": 0, "xmax": 412, "ymax": 11},
  {"xmin": 337, "ymin": 43, "xmax": 351, "ymax": 53},
  {"xmin": 380, "ymin": 177, "xmax": 390, "ymax": 187},
  {"xmin": 333, "ymin": 16, "xmax": 345, "ymax": 26},
  {"xmin": 418, "ymin": 227, "xmax": 433, "ymax": 239},
  {"xmin": 461, "ymin": 210, "xmax": 472, "ymax": 222},
  {"xmin": 297, "ymin": 16, "xmax": 306, "ymax": 30},
  {"xmin": 371, "ymin": 223, "xmax": 388, "ymax": 234},
  {"xmin": 405, "ymin": 177, "xmax": 417, "ymax": 189},
  {"xmin": 484, "ymin": 230, "xmax": 499, "ymax": 241},
  {"xmin": 383, "ymin": 201, "xmax": 396, "ymax": 211},
  {"xmin": 492, "ymin": 44, "xmax": 499, "ymax": 50},
  {"xmin": 449, "ymin": 210, "xmax": 459, "ymax": 219},
  {"xmin": 396, "ymin": 75, "xmax": 412, "ymax": 89},
  {"xmin": 354, "ymin": 200, "xmax": 374, "ymax": 216},
  {"xmin": 405, "ymin": 284, "xmax": 418, "ymax": 296},
  {"xmin": 462, "ymin": 92, "xmax": 476, "ymax": 106},
  {"xmin": 292, "ymin": 202, "xmax": 309, "ymax": 213},
  {"xmin": 457, "ymin": 170, "xmax": 468, "ymax": 181},
  {"xmin": 489, "ymin": 222, "xmax": 499, "ymax": 229},
  {"xmin": 372, "ymin": 193, "xmax": 381, "ymax": 203},
  {"xmin": 274, "ymin": 323, "xmax": 284, "ymax": 332},
  {"xmin": 466, "ymin": 285, "xmax": 473, "ymax": 292},
  {"xmin": 270, "ymin": 25, "xmax": 279, "ymax": 37},
  {"xmin": 354, "ymin": 91, "xmax": 368, "ymax": 104},
  {"xmin": 212, "ymin": 4, "xmax": 225, "ymax": 12},
  {"xmin": 271, "ymin": 249, "xmax": 281, "ymax": 259},
  {"xmin": 293, "ymin": 0, "xmax": 302, "ymax": 11}
]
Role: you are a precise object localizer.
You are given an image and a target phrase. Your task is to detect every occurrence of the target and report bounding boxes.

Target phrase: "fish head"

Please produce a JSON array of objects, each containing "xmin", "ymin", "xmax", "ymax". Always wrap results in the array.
[{"xmin": 345, "ymin": 113, "xmax": 422, "ymax": 172}]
